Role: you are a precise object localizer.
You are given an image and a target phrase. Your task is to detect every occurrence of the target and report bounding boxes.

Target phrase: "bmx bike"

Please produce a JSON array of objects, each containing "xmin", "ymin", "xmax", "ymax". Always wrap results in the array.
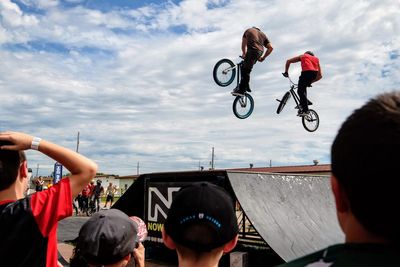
[
  {"xmin": 213, "ymin": 58, "xmax": 254, "ymax": 119},
  {"xmin": 276, "ymin": 74, "xmax": 320, "ymax": 132}
]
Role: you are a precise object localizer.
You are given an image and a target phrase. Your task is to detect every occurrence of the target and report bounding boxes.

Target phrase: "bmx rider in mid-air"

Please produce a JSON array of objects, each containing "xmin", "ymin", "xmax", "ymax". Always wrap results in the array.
[
  {"xmin": 283, "ymin": 51, "xmax": 323, "ymax": 116},
  {"xmin": 232, "ymin": 27, "xmax": 274, "ymax": 96}
]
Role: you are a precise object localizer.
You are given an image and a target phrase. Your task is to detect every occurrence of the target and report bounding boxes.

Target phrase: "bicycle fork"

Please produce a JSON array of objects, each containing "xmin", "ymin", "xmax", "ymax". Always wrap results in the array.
[{"xmin": 238, "ymin": 96, "xmax": 247, "ymax": 107}]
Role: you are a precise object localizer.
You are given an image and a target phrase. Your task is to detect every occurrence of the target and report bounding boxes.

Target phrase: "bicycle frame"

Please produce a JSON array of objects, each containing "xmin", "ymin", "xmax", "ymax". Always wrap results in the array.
[
  {"xmin": 286, "ymin": 77, "xmax": 302, "ymax": 110},
  {"xmin": 277, "ymin": 75, "xmax": 320, "ymax": 131},
  {"xmin": 223, "ymin": 61, "xmax": 242, "ymax": 87},
  {"xmin": 222, "ymin": 63, "xmax": 238, "ymax": 75},
  {"xmin": 214, "ymin": 58, "xmax": 254, "ymax": 119}
]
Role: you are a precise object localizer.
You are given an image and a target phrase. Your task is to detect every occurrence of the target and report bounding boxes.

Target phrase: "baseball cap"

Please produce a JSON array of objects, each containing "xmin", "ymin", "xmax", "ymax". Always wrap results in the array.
[
  {"xmin": 164, "ymin": 182, "xmax": 238, "ymax": 251},
  {"xmin": 76, "ymin": 209, "xmax": 139, "ymax": 265}
]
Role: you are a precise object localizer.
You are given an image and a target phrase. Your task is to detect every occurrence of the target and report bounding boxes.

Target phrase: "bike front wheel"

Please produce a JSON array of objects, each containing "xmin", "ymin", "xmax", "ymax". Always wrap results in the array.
[
  {"xmin": 302, "ymin": 109, "xmax": 319, "ymax": 132},
  {"xmin": 276, "ymin": 91, "xmax": 291, "ymax": 114},
  {"xmin": 233, "ymin": 93, "xmax": 254, "ymax": 119},
  {"xmin": 213, "ymin": 59, "xmax": 236, "ymax": 87}
]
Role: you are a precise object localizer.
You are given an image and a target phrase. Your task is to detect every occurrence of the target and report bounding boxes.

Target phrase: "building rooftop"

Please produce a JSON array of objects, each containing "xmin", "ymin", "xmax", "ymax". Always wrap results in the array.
[{"xmin": 228, "ymin": 163, "xmax": 331, "ymax": 175}]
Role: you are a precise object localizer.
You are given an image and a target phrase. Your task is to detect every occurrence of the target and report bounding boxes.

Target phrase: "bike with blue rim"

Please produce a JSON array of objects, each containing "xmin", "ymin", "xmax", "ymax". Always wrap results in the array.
[{"xmin": 213, "ymin": 57, "xmax": 254, "ymax": 119}]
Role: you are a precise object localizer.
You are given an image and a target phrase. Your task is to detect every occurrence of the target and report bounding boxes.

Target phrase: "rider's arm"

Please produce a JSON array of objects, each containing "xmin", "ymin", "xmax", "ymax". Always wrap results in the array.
[
  {"xmin": 241, "ymin": 36, "xmax": 247, "ymax": 58},
  {"xmin": 0, "ymin": 132, "xmax": 98, "ymax": 199},
  {"xmin": 39, "ymin": 141, "xmax": 97, "ymax": 199},
  {"xmin": 284, "ymin": 55, "xmax": 301, "ymax": 73},
  {"xmin": 259, "ymin": 43, "xmax": 273, "ymax": 62},
  {"xmin": 312, "ymin": 62, "xmax": 323, "ymax": 83}
]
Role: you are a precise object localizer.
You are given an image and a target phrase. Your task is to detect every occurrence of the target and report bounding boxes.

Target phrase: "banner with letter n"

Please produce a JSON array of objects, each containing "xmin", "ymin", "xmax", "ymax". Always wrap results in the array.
[
  {"xmin": 145, "ymin": 181, "xmax": 183, "ymax": 244},
  {"xmin": 53, "ymin": 162, "xmax": 63, "ymax": 184}
]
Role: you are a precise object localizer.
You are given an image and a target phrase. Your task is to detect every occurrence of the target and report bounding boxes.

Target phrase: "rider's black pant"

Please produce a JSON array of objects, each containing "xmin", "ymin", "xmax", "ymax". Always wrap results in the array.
[
  {"xmin": 239, "ymin": 49, "xmax": 262, "ymax": 92},
  {"xmin": 298, "ymin": 71, "xmax": 318, "ymax": 112}
]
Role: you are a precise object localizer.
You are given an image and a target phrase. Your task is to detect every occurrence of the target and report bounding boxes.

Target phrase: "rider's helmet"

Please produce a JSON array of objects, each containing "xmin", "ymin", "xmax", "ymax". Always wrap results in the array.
[
  {"xmin": 305, "ymin": 51, "xmax": 315, "ymax": 56},
  {"xmin": 96, "ymin": 179, "xmax": 102, "ymax": 184}
]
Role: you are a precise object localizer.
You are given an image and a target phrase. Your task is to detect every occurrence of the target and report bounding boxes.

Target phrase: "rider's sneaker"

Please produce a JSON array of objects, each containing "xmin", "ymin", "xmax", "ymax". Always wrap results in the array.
[
  {"xmin": 297, "ymin": 110, "xmax": 310, "ymax": 117},
  {"xmin": 232, "ymin": 91, "xmax": 245, "ymax": 96},
  {"xmin": 246, "ymin": 87, "xmax": 252, "ymax": 92},
  {"xmin": 231, "ymin": 86, "xmax": 245, "ymax": 96}
]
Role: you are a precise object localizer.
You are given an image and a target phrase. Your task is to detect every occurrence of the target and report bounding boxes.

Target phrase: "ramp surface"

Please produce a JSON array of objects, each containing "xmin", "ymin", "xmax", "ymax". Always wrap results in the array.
[{"xmin": 227, "ymin": 172, "xmax": 344, "ymax": 261}]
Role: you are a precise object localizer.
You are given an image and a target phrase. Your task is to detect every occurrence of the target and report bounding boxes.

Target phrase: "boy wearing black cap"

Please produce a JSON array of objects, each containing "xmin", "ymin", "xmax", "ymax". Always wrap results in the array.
[
  {"xmin": 70, "ymin": 209, "xmax": 145, "ymax": 267},
  {"xmin": 162, "ymin": 182, "xmax": 239, "ymax": 267}
]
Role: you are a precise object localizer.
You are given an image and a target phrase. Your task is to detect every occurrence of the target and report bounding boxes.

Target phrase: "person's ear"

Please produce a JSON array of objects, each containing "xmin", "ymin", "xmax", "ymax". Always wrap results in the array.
[
  {"xmin": 222, "ymin": 234, "xmax": 238, "ymax": 253},
  {"xmin": 19, "ymin": 161, "xmax": 28, "ymax": 180},
  {"xmin": 162, "ymin": 227, "xmax": 176, "ymax": 250},
  {"xmin": 331, "ymin": 175, "xmax": 349, "ymax": 213},
  {"xmin": 124, "ymin": 253, "xmax": 131, "ymax": 262}
]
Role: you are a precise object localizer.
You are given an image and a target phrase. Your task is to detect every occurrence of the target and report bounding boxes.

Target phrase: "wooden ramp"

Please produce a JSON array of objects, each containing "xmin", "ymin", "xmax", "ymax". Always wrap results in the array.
[{"xmin": 227, "ymin": 171, "xmax": 344, "ymax": 261}]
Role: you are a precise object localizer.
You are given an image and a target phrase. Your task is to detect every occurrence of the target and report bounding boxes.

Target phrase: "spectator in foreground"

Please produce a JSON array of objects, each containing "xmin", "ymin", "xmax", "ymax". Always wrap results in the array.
[
  {"xmin": 0, "ymin": 131, "xmax": 97, "ymax": 266},
  {"xmin": 277, "ymin": 92, "xmax": 400, "ymax": 266},
  {"xmin": 70, "ymin": 209, "xmax": 145, "ymax": 267},
  {"xmin": 162, "ymin": 182, "xmax": 239, "ymax": 267}
]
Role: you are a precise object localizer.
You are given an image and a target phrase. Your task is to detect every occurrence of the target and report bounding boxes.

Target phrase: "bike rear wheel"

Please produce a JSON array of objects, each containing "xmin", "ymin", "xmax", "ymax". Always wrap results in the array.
[
  {"xmin": 276, "ymin": 91, "xmax": 291, "ymax": 114},
  {"xmin": 233, "ymin": 93, "xmax": 254, "ymax": 119},
  {"xmin": 302, "ymin": 109, "xmax": 319, "ymax": 132},
  {"xmin": 213, "ymin": 59, "xmax": 236, "ymax": 87}
]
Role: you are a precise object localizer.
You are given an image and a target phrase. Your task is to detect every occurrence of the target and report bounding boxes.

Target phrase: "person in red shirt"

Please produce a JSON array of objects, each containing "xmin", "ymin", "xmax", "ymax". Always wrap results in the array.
[
  {"xmin": 283, "ymin": 51, "xmax": 323, "ymax": 116},
  {"xmin": 81, "ymin": 182, "xmax": 92, "ymax": 215},
  {"xmin": 0, "ymin": 131, "xmax": 97, "ymax": 266}
]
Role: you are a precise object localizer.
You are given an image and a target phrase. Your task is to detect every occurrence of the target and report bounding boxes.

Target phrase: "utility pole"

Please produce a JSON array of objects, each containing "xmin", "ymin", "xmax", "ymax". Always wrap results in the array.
[
  {"xmin": 211, "ymin": 147, "xmax": 215, "ymax": 170},
  {"xmin": 137, "ymin": 162, "xmax": 140, "ymax": 175},
  {"xmin": 76, "ymin": 131, "xmax": 80, "ymax": 153},
  {"xmin": 36, "ymin": 163, "xmax": 39, "ymax": 177}
]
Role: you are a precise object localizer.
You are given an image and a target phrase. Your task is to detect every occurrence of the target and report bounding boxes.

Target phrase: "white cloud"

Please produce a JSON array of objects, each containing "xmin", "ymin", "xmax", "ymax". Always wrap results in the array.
[
  {"xmin": 0, "ymin": 0, "xmax": 39, "ymax": 28},
  {"xmin": 0, "ymin": 0, "xmax": 399, "ymax": 175}
]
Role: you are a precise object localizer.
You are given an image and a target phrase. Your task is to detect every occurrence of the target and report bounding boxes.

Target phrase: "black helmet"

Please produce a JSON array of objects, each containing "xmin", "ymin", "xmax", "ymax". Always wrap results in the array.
[
  {"xmin": 305, "ymin": 51, "xmax": 315, "ymax": 56},
  {"xmin": 96, "ymin": 179, "xmax": 102, "ymax": 184}
]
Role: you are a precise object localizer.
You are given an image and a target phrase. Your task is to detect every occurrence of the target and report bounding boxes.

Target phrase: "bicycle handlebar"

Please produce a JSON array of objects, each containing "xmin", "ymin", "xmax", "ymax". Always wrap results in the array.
[{"xmin": 282, "ymin": 73, "xmax": 296, "ymax": 85}]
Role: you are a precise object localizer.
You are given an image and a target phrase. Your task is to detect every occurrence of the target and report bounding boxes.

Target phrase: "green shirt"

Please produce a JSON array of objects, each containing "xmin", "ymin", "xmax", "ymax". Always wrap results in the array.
[{"xmin": 276, "ymin": 243, "xmax": 399, "ymax": 267}]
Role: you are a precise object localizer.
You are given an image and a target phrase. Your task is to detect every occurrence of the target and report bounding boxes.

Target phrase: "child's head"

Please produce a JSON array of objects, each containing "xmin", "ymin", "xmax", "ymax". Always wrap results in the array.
[{"xmin": 163, "ymin": 182, "xmax": 238, "ymax": 255}]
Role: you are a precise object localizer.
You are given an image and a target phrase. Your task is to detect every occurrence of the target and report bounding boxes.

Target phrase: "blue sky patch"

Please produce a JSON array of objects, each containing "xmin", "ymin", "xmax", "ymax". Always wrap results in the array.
[
  {"xmin": 169, "ymin": 25, "xmax": 188, "ymax": 34},
  {"xmin": 60, "ymin": 0, "xmax": 182, "ymax": 12},
  {"xmin": 2, "ymin": 41, "xmax": 69, "ymax": 54},
  {"xmin": 389, "ymin": 50, "xmax": 399, "ymax": 60},
  {"xmin": 11, "ymin": 0, "xmax": 47, "ymax": 15},
  {"xmin": 206, "ymin": 0, "xmax": 230, "ymax": 10},
  {"xmin": 2, "ymin": 41, "xmax": 114, "ymax": 60}
]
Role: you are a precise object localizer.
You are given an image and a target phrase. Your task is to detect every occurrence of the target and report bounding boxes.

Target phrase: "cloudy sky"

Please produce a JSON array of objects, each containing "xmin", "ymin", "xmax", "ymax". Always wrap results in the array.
[{"xmin": 1, "ymin": 0, "xmax": 399, "ymax": 176}]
